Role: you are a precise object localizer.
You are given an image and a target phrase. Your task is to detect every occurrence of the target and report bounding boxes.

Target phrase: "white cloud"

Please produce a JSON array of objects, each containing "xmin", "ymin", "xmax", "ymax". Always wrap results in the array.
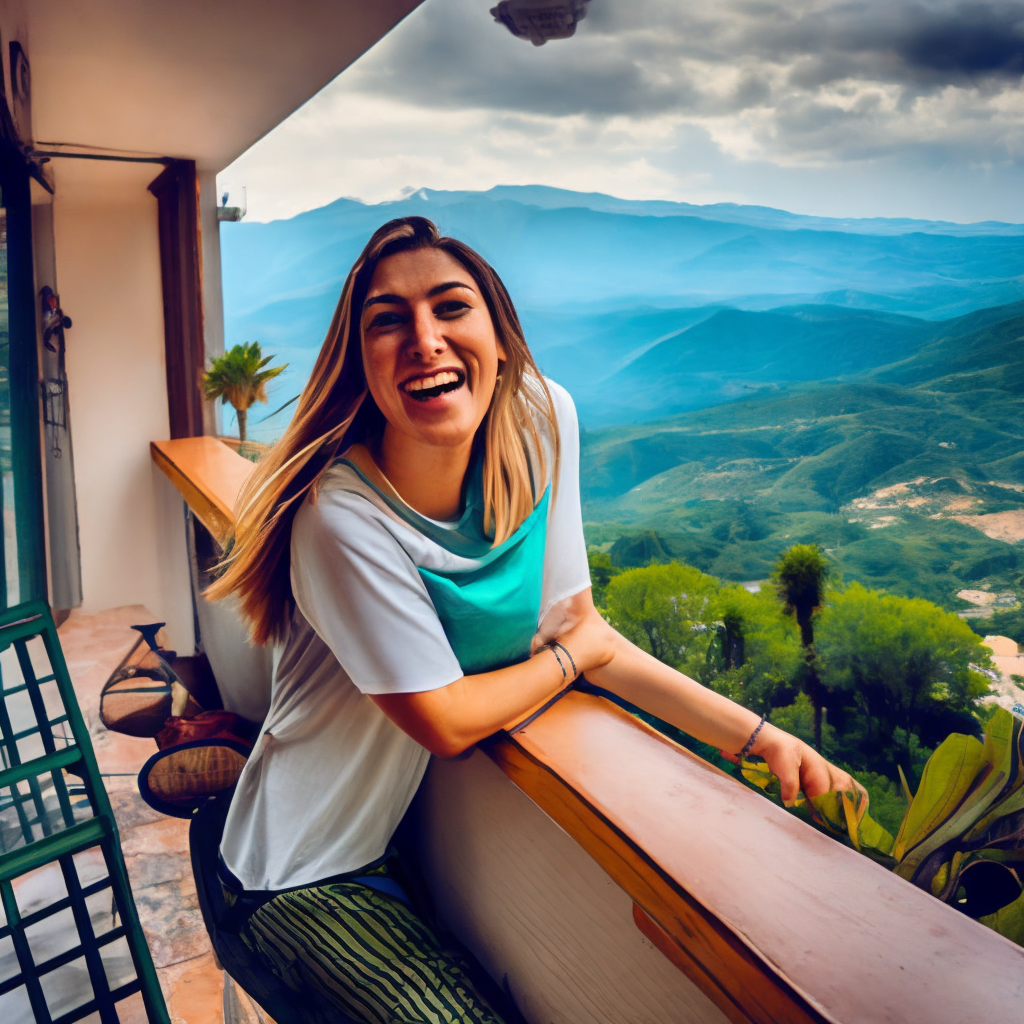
[{"xmin": 219, "ymin": 0, "xmax": 1024, "ymax": 224}]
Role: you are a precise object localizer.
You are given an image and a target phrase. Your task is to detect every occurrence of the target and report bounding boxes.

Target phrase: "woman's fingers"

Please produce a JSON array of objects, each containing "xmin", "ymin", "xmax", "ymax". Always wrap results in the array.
[
  {"xmin": 777, "ymin": 759, "xmax": 802, "ymax": 807},
  {"xmin": 729, "ymin": 725, "xmax": 868, "ymax": 809},
  {"xmin": 796, "ymin": 751, "xmax": 835, "ymax": 802},
  {"xmin": 763, "ymin": 736, "xmax": 863, "ymax": 806},
  {"xmin": 756, "ymin": 727, "xmax": 807, "ymax": 805},
  {"xmin": 798, "ymin": 753, "xmax": 866, "ymax": 805},
  {"xmin": 829, "ymin": 766, "xmax": 868, "ymax": 801}
]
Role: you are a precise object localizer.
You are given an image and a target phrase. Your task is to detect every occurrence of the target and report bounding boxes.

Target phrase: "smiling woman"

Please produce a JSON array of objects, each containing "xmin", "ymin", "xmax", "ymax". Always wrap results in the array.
[
  {"xmin": 359, "ymin": 249, "xmax": 508, "ymax": 519},
  {"xmin": 203, "ymin": 216, "xmax": 857, "ymax": 1024}
]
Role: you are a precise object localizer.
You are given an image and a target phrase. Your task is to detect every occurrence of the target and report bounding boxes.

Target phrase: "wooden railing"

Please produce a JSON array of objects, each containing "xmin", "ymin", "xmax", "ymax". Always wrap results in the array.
[{"xmin": 153, "ymin": 437, "xmax": 1024, "ymax": 1024}]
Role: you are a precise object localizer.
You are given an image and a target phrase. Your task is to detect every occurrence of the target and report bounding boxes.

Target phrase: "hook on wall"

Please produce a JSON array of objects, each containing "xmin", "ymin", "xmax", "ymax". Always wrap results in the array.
[{"xmin": 41, "ymin": 285, "xmax": 72, "ymax": 353}]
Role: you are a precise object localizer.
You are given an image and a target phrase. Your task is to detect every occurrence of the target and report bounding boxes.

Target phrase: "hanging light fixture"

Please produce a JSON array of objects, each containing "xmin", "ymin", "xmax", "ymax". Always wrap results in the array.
[{"xmin": 491, "ymin": 0, "xmax": 592, "ymax": 46}]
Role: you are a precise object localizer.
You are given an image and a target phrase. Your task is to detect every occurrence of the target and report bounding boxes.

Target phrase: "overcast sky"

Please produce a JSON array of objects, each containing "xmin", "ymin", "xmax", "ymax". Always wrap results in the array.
[{"xmin": 218, "ymin": 0, "xmax": 1024, "ymax": 224}]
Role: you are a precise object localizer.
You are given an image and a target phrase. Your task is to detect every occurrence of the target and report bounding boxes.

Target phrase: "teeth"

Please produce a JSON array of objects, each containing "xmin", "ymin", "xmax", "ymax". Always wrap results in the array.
[{"xmin": 405, "ymin": 371, "xmax": 461, "ymax": 393}]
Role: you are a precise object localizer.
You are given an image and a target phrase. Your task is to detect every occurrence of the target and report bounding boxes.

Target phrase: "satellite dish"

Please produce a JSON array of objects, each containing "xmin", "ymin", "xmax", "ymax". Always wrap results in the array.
[{"xmin": 491, "ymin": 0, "xmax": 591, "ymax": 46}]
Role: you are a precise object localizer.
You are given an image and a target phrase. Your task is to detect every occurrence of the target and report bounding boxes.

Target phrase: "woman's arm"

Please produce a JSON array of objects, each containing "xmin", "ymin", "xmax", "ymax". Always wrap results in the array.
[
  {"xmin": 586, "ymin": 628, "xmax": 855, "ymax": 804},
  {"xmin": 373, "ymin": 587, "xmax": 858, "ymax": 805},
  {"xmin": 370, "ymin": 636, "xmax": 603, "ymax": 758},
  {"xmin": 557, "ymin": 590, "xmax": 859, "ymax": 804}
]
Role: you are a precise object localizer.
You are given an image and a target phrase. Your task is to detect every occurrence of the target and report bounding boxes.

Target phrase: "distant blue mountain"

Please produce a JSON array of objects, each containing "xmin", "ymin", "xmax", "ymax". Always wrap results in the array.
[
  {"xmin": 403, "ymin": 185, "xmax": 1024, "ymax": 237},
  {"xmin": 219, "ymin": 186, "xmax": 1023, "ymax": 440},
  {"xmin": 222, "ymin": 186, "xmax": 1023, "ymax": 316}
]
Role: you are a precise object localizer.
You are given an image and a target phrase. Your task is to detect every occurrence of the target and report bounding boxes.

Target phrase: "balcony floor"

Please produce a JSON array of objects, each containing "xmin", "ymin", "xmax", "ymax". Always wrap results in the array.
[{"xmin": 56, "ymin": 605, "xmax": 225, "ymax": 1024}]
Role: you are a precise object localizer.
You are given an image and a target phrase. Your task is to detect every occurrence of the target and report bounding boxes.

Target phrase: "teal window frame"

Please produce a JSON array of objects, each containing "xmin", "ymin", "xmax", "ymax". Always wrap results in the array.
[{"xmin": 0, "ymin": 137, "xmax": 47, "ymax": 610}]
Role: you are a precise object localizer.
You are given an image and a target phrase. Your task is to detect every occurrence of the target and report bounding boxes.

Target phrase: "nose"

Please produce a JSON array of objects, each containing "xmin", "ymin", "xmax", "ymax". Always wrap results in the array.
[{"xmin": 406, "ymin": 305, "xmax": 447, "ymax": 360}]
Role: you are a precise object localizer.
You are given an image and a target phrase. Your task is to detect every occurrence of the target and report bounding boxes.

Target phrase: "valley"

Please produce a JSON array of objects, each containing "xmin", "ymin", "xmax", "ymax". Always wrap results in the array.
[{"xmin": 220, "ymin": 186, "xmax": 1024, "ymax": 634}]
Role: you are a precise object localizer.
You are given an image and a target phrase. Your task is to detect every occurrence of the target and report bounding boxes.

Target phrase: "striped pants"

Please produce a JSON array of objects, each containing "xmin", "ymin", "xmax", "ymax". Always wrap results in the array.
[{"xmin": 239, "ymin": 877, "xmax": 513, "ymax": 1024}]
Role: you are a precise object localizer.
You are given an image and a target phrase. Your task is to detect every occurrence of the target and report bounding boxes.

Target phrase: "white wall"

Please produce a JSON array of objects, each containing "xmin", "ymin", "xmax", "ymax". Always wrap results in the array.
[
  {"xmin": 417, "ymin": 753, "xmax": 731, "ymax": 1024},
  {"xmin": 53, "ymin": 161, "xmax": 194, "ymax": 651}
]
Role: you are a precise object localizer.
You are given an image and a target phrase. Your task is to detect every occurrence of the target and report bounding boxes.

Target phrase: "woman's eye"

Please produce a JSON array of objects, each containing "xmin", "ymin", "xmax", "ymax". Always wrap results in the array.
[
  {"xmin": 366, "ymin": 311, "xmax": 404, "ymax": 331},
  {"xmin": 435, "ymin": 301, "xmax": 470, "ymax": 318}
]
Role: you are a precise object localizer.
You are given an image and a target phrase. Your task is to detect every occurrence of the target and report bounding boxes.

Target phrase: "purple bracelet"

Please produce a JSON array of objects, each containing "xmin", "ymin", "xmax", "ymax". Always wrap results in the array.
[{"xmin": 737, "ymin": 715, "xmax": 768, "ymax": 761}]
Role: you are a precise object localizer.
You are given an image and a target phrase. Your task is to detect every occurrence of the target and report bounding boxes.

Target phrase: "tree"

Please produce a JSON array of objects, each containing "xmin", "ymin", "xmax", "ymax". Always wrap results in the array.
[
  {"xmin": 816, "ymin": 582, "xmax": 992, "ymax": 769},
  {"xmin": 773, "ymin": 544, "xmax": 830, "ymax": 750},
  {"xmin": 202, "ymin": 342, "xmax": 287, "ymax": 443},
  {"xmin": 604, "ymin": 562, "xmax": 719, "ymax": 676},
  {"xmin": 587, "ymin": 549, "xmax": 621, "ymax": 610},
  {"xmin": 707, "ymin": 584, "xmax": 803, "ymax": 712}
]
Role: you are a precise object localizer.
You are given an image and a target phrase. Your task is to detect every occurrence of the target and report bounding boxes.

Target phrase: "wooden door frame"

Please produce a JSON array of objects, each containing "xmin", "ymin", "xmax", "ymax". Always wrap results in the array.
[{"xmin": 148, "ymin": 160, "xmax": 206, "ymax": 440}]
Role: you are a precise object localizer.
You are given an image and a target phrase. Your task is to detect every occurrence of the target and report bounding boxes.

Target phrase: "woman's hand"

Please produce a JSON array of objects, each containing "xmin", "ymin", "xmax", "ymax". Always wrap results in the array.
[
  {"xmin": 549, "ymin": 605, "xmax": 618, "ymax": 678},
  {"xmin": 574, "ymin": 618, "xmax": 865, "ymax": 808},
  {"xmin": 725, "ymin": 722, "xmax": 865, "ymax": 807}
]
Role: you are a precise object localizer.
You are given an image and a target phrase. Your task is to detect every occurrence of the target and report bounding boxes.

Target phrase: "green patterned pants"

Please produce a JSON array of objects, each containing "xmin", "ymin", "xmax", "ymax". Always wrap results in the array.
[{"xmin": 240, "ymin": 876, "xmax": 513, "ymax": 1024}]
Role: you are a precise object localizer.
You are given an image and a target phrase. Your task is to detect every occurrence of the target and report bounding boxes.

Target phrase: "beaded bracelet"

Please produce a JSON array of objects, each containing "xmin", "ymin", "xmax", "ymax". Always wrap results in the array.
[{"xmin": 736, "ymin": 715, "xmax": 768, "ymax": 761}]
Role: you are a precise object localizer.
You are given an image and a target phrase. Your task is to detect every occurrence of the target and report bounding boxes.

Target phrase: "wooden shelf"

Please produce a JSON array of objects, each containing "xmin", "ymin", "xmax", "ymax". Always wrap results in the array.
[{"xmin": 151, "ymin": 437, "xmax": 254, "ymax": 549}]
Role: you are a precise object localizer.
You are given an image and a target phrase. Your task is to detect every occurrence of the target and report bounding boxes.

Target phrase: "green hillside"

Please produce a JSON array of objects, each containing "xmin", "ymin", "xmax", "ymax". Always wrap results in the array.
[
  {"xmin": 574, "ymin": 301, "xmax": 1023, "ymax": 425},
  {"xmin": 582, "ymin": 304, "xmax": 1024, "ymax": 617}
]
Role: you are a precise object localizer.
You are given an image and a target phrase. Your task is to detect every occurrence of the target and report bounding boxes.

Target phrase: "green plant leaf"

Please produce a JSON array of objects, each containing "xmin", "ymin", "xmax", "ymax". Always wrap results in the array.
[
  {"xmin": 893, "ymin": 732, "xmax": 986, "ymax": 863},
  {"xmin": 895, "ymin": 709, "xmax": 1022, "ymax": 889},
  {"xmin": 202, "ymin": 342, "xmax": 288, "ymax": 416},
  {"xmin": 897, "ymin": 764, "xmax": 914, "ymax": 805},
  {"xmin": 981, "ymin": 887, "xmax": 1024, "ymax": 945},
  {"xmin": 740, "ymin": 757, "xmax": 895, "ymax": 862},
  {"xmin": 963, "ymin": 712, "xmax": 1024, "ymax": 842},
  {"xmin": 258, "ymin": 393, "xmax": 300, "ymax": 423}
]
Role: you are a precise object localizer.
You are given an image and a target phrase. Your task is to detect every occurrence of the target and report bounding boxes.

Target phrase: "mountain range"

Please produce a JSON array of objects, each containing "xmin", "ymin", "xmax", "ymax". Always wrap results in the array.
[
  {"xmin": 221, "ymin": 186, "xmax": 1024, "ymax": 439},
  {"xmin": 221, "ymin": 186, "xmax": 1024, "ymax": 615}
]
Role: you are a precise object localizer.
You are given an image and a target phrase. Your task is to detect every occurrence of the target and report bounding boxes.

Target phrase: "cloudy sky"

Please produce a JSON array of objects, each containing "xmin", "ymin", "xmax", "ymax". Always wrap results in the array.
[{"xmin": 218, "ymin": 0, "xmax": 1024, "ymax": 224}]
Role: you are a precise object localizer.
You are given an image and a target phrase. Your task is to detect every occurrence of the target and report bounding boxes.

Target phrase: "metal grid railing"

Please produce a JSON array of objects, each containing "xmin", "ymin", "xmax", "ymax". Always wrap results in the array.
[{"xmin": 0, "ymin": 601, "xmax": 169, "ymax": 1024}]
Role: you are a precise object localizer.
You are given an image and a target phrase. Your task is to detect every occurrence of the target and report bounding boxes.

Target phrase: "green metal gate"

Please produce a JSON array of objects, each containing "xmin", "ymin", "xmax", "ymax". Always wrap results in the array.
[{"xmin": 0, "ymin": 600, "xmax": 169, "ymax": 1023}]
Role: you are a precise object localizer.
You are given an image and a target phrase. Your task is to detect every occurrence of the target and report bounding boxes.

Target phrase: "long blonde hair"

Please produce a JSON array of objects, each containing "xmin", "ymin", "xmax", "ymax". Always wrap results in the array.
[{"xmin": 207, "ymin": 216, "xmax": 559, "ymax": 645}]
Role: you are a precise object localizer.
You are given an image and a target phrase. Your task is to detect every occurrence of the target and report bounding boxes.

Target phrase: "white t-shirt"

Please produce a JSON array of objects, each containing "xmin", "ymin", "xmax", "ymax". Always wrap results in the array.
[{"xmin": 219, "ymin": 380, "xmax": 590, "ymax": 891}]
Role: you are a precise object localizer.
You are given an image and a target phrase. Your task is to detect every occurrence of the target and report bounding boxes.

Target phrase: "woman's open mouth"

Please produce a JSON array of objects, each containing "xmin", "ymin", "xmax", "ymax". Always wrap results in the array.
[{"xmin": 402, "ymin": 370, "xmax": 465, "ymax": 402}]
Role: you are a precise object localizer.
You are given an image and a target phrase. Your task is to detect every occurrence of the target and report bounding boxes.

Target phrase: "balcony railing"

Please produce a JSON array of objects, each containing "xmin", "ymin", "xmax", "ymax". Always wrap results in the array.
[{"xmin": 152, "ymin": 436, "xmax": 1024, "ymax": 1024}]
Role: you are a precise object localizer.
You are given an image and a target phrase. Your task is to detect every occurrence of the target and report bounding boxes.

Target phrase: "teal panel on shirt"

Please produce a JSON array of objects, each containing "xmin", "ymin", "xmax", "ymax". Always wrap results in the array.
[
  {"xmin": 417, "ymin": 489, "xmax": 549, "ymax": 674},
  {"xmin": 337, "ymin": 449, "xmax": 494, "ymax": 558}
]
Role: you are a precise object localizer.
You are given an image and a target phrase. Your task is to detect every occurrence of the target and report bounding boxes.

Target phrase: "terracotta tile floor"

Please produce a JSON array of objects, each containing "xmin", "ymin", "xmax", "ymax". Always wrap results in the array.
[{"xmin": 57, "ymin": 605, "xmax": 226, "ymax": 1024}]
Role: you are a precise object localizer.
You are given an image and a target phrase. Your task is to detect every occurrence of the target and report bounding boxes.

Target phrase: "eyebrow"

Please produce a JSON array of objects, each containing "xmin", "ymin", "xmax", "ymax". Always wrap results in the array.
[{"xmin": 362, "ymin": 281, "xmax": 474, "ymax": 313}]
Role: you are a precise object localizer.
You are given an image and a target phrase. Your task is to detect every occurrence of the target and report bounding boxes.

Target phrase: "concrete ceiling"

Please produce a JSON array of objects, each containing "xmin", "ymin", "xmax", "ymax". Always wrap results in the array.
[{"xmin": 21, "ymin": 0, "xmax": 424, "ymax": 172}]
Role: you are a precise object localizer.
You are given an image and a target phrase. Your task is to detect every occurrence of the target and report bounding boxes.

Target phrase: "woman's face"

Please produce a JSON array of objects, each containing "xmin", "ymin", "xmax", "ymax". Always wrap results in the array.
[{"xmin": 360, "ymin": 247, "xmax": 506, "ymax": 458}]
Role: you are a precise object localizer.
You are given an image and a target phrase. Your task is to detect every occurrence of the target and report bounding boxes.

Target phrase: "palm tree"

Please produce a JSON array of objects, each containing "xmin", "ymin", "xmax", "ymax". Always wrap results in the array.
[
  {"xmin": 773, "ymin": 544, "xmax": 830, "ymax": 750},
  {"xmin": 202, "ymin": 342, "xmax": 286, "ymax": 443}
]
